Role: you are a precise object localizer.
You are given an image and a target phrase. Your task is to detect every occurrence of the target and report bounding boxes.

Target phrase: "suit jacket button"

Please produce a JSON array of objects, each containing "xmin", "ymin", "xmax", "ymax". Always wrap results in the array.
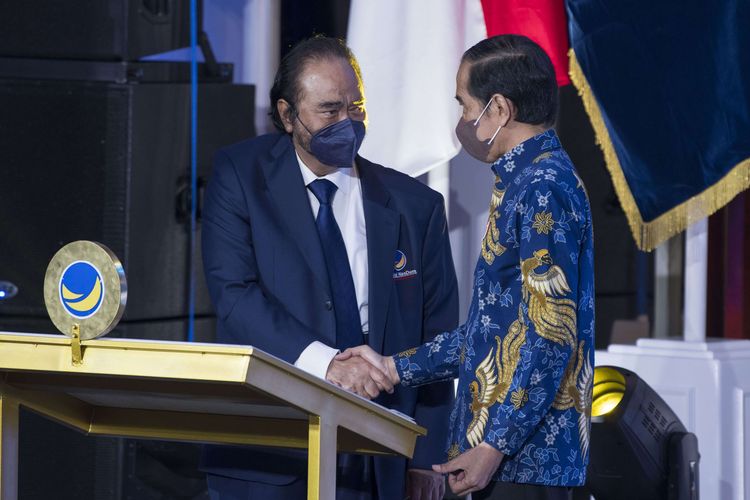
[{"xmin": 325, "ymin": 300, "xmax": 333, "ymax": 310}]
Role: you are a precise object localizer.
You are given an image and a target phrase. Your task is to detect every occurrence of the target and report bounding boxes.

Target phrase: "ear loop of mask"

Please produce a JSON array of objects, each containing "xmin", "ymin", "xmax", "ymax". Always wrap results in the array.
[
  {"xmin": 293, "ymin": 108, "xmax": 313, "ymax": 135},
  {"xmin": 474, "ymin": 98, "xmax": 503, "ymax": 145},
  {"xmin": 291, "ymin": 108, "xmax": 319, "ymax": 159}
]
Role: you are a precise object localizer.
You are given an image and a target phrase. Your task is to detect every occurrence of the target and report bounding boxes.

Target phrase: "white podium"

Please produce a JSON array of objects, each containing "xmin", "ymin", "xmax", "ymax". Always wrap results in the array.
[{"xmin": 596, "ymin": 338, "xmax": 750, "ymax": 500}]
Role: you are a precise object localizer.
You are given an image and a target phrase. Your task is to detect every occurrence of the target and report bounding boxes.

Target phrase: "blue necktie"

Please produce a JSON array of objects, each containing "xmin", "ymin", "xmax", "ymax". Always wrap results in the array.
[{"xmin": 308, "ymin": 179, "xmax": 362, "ymax": 350}]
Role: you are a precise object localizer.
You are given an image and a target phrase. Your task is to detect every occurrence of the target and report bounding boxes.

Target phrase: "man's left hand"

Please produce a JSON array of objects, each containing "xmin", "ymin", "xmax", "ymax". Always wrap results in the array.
[
  {"xmin": 431, "ymin": 443, "xmax": 504, "ymax": 497},
  {"xmin": 405, "ymin": 468, "xmax": 445, "ymax": 500}
]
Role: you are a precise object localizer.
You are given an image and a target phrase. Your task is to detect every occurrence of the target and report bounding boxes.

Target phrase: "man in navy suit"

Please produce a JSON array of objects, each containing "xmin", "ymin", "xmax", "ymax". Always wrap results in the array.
[{"xmin": 201, "ymin": 36, "xmax": 459, "ymax": 499}]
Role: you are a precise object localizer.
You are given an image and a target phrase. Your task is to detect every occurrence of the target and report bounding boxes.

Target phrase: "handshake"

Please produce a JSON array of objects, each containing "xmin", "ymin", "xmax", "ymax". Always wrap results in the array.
[{"xmin": 325, "ymin": 345, "xmax": 402, "ymax": 399}]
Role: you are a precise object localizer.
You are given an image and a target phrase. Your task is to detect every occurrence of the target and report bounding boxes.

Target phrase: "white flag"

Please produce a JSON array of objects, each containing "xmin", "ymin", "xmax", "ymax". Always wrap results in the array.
[{"xmin": 348, "ymin": 0, "xmax": 487, "ymax": 177}]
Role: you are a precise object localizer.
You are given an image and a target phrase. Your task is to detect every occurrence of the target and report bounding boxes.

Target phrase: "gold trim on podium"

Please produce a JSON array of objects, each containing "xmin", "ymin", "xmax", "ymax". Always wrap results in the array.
[{"xmin": 0, "ymin": 333, "xmax": 425, "ymax": 500}]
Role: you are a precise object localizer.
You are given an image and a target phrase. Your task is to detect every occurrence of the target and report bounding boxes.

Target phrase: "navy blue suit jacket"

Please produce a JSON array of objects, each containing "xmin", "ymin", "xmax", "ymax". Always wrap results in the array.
[{"xmin": 201, "ymin": 133, "xmax": 458, "ymax": 496}]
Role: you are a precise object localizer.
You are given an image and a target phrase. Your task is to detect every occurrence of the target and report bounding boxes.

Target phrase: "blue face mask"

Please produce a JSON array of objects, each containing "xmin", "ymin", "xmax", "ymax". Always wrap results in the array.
[{"xmin": 298, "ymin": 117, "xmax": 366, "ymax": 169}]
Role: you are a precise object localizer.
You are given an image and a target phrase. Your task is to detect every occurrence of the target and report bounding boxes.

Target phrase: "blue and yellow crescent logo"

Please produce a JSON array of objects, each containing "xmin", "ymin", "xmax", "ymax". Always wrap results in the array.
[
  {"xmin": 58, "ymin": 261, "xmax": 104, "ymax": 319},
  {"xmin": 394, "ymin": 250, "xmax": 407, "ymax": 272}
]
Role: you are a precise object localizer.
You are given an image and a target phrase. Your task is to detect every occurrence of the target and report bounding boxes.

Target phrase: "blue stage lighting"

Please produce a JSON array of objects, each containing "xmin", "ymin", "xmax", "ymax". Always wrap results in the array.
[{"xmin": 0, "ymin": 281, "xmax": 18, "ymax": 300}]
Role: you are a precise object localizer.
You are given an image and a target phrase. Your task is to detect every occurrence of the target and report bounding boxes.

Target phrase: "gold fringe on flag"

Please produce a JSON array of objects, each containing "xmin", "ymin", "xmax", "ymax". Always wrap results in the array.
[{"xmin": 568, "ymin": 50, "xmax": 750, "ymax": 252}]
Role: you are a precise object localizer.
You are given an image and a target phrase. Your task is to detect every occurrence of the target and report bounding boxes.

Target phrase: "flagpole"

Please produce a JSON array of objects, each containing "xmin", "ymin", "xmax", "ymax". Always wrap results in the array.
[
  {"xmin": 683, "ymin": 218, "xmax": 708, "ymax": 341},
  {"xmin": 243, "ymin": 0, "xmax": 280, "ymax": 135}
]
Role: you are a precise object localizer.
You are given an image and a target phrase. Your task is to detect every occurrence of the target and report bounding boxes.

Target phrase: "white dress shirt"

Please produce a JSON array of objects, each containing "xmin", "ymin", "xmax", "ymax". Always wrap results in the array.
[{"xmin": 293, "ymin": 152, "xmax": 369, "ymax": 379}]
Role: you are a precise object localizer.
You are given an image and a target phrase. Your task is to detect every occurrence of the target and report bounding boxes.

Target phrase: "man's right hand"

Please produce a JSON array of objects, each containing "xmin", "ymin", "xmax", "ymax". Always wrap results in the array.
[
  {"xmin": 325, "ymin": 355, "xmax": 394, "ymax": 399},
  {"xmin": 336, "ymin": 345, "xmax": 401, "ymax": 386}
]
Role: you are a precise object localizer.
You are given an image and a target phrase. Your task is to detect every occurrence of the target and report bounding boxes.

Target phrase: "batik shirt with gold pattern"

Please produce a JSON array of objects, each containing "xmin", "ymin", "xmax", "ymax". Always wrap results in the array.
[{"xmin": 394, "ymin": 130, "xmax": 594, "ymax": 486}]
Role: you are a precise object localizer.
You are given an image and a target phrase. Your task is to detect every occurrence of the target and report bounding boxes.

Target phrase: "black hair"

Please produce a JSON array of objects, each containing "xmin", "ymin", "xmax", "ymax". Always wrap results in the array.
[
  {"xmin": 462, "ymin": 34, "xmax": 558, "ymax": 126},
  {"xmin": 269, "ymin": 36, "xmax": 362, "ymax": 132}
]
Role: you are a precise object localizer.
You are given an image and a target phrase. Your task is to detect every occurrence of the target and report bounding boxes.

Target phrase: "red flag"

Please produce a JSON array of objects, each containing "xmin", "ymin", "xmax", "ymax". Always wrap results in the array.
[{"xmin": 480, "ymin": 0, "xmax": 570, "ymax": 86}]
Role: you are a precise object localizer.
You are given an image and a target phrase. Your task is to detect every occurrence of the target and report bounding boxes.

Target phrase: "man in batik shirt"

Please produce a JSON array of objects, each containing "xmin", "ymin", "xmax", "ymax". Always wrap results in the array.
[{"xmin": 338, "ymin": 35, "xmax": 594, "ymax": 500}]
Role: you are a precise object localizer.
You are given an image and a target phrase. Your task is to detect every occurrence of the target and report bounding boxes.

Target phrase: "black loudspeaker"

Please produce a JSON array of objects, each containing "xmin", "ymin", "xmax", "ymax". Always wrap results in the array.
[
  {"xmin": 0, "ymin": 61, "xmax": 255, "ymax": 331},
  {"xmin": 0, "ymin": 0, "xmax": 191, "ymax": 61},
  {"xmin": 20, "ymin": 408, "xmax": 211, "ymax": 500},
  {"xmin": 0, "ymin": 316, "xmax": 217, "ymax": 344},
  {"xmin": 0, "ymin": 60, "xmax": 250, "ymax": 500}
]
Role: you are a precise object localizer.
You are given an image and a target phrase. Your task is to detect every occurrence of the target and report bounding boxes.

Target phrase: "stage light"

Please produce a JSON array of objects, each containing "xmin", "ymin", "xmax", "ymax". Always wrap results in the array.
[
  {"xmin": 591, "ymin": 367, "xmax": 626, "ymax": 417},
  {"xmin": 0, "ymin": 281, "xmax": 18, "ymax": 300},
  {"xmin": 587, "ymin": 366, "xmax": 700, "ymax": 500}
]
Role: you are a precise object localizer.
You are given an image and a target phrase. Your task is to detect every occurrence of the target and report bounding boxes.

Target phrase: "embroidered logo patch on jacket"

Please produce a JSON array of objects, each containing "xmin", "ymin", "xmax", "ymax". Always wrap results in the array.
[{"xmin": 393, "ymin": 250, "xmax": 417, "ymax": 280}]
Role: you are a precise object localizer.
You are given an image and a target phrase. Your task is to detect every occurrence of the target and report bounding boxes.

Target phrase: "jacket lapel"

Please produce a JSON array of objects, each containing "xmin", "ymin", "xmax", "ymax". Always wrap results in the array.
[
  {"xmin": 261, "ymin": 135, "xmax": 331, "ymax": 298},
  {"xmin": 359, "ymin": 158, "xmax": 400, "ymax": 355}
]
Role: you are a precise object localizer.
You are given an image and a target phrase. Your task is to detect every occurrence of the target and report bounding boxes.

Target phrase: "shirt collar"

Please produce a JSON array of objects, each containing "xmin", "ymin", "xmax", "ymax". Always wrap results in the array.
[
  {"xmin": 296, "ymin": 151, "xmax": 357, "ymax": 196},
  {"xmin": 490, "ymin": 128, "xmax": 562, "ymax": 185}
]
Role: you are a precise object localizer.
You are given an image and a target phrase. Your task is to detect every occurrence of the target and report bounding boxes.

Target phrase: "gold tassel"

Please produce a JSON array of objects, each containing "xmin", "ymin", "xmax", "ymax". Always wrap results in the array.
[{"xmin": 568, "ymin": 50, "xmax": 750, "ymax": 251}]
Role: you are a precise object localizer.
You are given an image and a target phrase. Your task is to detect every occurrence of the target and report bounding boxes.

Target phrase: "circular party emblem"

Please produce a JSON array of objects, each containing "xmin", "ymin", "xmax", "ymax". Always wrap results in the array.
[
  {"xmin": 44, "ymin": 241, "xmax": 127, "ymax": 340},
  {"xmin": 59, "ymin": 261, "xmax": 105, "ymax": 319},
  {"xmin": 394, "ymin": 250, "xmax": 407, "ymax": 272}
]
